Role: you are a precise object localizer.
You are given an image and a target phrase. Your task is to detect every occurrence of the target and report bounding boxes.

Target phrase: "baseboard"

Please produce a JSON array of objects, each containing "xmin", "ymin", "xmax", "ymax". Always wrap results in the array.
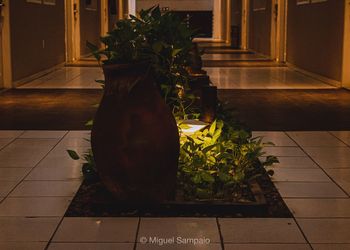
[
  {"xmin": 286, "ymin": 63, "xmax": 341, "ymax": 88},
  {"xmin": 14, "ymin": 63, "xmax": 66, "ymax": 88}
]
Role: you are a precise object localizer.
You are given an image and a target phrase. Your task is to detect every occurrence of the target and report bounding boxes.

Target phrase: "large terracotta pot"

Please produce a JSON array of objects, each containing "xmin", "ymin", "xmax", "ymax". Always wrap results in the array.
[{"xmin": 91, "ymin": 62, "xmax": 180, "ymax": 203}]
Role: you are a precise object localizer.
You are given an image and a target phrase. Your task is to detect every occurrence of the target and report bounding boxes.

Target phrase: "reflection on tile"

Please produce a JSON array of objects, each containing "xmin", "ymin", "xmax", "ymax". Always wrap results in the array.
[
  {"xmin": 312, "ymin": 244, "xmax": 350, "ymax": 250},
  {"xmin": 53, "ymin": 218, "xmax": 138, "ymax": 242},
  {"xmin": 274, "ymin": 182, "xmax": 347, "ymax": 198},
  {"xmin": 0, "ymin": 181, "xmax": 18, "ymax": 197},
  {"xmin": 264, "ymin": 147, "xmax": 306, "ymax": 157},
  {"xmin": 139, "ymin": 218, "xmax": 220, "ymax": 243},
  {"xmin": 0, "ymin": 217, "xmax": 60, "ymax": 241},
  {"xmin": 252, "ymin": 132, "xmax": 297, "ymax": 146},
  {"xmin": 64, "ymin": 130, "xmax": 91, "ymax": 138},
  {"xmin": 0, "ymin": 168, "xmax": 31, "ymax": 181},
  {"xmin": 219, "ymin": 218, "xmax": 305, "ymax": 243},
  {"xmin": 19, "ymin": 131, "xmax": 68, "ymax": 139},
  {"xmin": 19, "ymin": 67, "xmax": 103, "ymax": 89},
  {"xmin": 272, "ymin": 169, "xmax": 330, "ymax": 182},
  {"xmin": 0, "ymin": 197, "xmax": 71, "ymax": 216},
  {"xmin": 297, "ymin": 219, "xmax": 350, "ymax": 243},
  {"xmin": 324, "ymin": 169, "xmax": 350, "ymax": 195},
  {"xmin": 9, "ymin": 180, "xmax": 81, "ymax": 197},
  {"xmin": 0, "ymin": 130, "xmax": 24, "ymax": 138},
  {"xmin": 225, "ymin": 244, "xmax": 311, "ymax": 250},
  {"xmin": 303, "ymin": 147, "xmax": 350, "ymax": 169},
  {"xmin": 0, "ymin": 242, "xmax": 47, "ymax": 250},
  {"xmin": 48, "ymin": 243, "xmax": 134, "ymax": 250},
  {"xmin": 205, "ymin": 67, "xmax": 335, "ymax": 89},
  {"xmin": 270, "ymin": 157, "xmax": 319, "ymax": 168},
  {"xmin": 287, "ymin": 132, "xmax": 346, "ymax": 147},
  {"xmin": 330, "ymin": 131, "xmax": 350, "ymax": 146},
  {"xmin": 285, "ymin": 199, "xmax": 350, "ymax": 218},
  {"xmin": 25, "ymin": 166, "xmax": 82, "ymax": 181}
]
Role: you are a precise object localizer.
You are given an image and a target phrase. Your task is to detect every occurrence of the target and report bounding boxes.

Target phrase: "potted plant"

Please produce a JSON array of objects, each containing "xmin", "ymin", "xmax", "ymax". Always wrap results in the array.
[{"xmin": 88, "ymin": 11, "xmax": 181, "ymax": 204}]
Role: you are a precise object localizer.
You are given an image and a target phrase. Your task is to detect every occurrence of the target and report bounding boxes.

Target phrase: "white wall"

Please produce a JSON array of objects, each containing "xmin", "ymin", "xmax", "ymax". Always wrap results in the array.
[{"xmin": 136, "ymin": 0, "xmax": 213, "ymax": 11}]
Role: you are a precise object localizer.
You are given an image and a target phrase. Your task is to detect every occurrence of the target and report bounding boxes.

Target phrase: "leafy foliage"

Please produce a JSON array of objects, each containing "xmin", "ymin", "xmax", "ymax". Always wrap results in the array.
[
  {"xmin": 178, "ymin": 119, "xmax": 278, "ymax": 201},
  {"xmin": 68, "ymin": 6, "xmax": 280, "ymax": 200}
]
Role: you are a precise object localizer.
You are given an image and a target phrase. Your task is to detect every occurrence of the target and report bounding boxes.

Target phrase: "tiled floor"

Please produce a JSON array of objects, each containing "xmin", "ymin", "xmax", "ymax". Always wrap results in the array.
[
  {"xmin": 19, "ymin": 67, "xmax": 103, "ymax": 89},
  {"xmin": 205, "ymin": 67, "xmax": 335, "ymax": 89},
  {"xmin": 1, "ymin": 130, "xmax": 350, "ymax": 249},
  {"xmin": 17, "ymin": 66, "xmax": 335, "ymax": 90}
]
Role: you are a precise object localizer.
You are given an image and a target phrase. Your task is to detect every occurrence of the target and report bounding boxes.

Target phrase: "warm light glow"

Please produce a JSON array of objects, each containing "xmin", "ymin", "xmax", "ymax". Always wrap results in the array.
[{"xmin": 179, "ymin": 120, "xmax": 208, "ymax": 135}]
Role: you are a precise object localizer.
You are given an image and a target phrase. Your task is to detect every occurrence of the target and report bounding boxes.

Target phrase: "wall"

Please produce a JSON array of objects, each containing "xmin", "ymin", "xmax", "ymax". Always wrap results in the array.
[
  {"xmin": 249, "ymin": 0, "xmax": 272, "ymax": 56},
  {"xmin": 10, "ymin": 1, "xmax": 65, "ymax": 82},
  {"xmin": 136, "ymin": 0, "xmax": 213, "ymax": 11},
  {"xmin": 287, "ymin": 0, "xmax": 345, "ymax": 81},
  {"xmin": 80, "ymin": 0, "xmax": 101, "ymax": 56}
]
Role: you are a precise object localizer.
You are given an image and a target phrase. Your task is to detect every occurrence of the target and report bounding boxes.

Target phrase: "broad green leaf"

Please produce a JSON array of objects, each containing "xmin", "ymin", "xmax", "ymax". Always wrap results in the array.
[{"xmin": 67, "ymin": 150, "xmax": 80, "ymax": 160}]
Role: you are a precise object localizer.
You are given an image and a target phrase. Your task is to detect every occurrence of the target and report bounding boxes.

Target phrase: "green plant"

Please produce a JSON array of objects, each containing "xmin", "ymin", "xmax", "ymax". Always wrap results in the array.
[
  {"xmin": 178, "ymin": 119, "xmax": 278, "ymax": 201},
  {"xmin": 67, "ymin": 6, "xmax": 280, "ymax": 201},
  {"xmin": 67, "ymin": 148, "xmax": 97, "ymax": 181}
]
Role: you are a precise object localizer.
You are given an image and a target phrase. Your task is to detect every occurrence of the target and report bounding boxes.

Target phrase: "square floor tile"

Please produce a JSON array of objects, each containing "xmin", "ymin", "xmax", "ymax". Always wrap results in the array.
[
  {"xmin": 219, "ymin": 218, "xmax": 306, "ymax": 243},
  {"xmin": 138, "ymin": 218, "xmax": 220, "ymax": 243},
  {"xmin": 268, "ymin": 157, "xmax": 319, "ymax": 168},
  {"xmin": 0, "ymin": 197, "xmax": 71, "ymax": 216},
  {"xmin": 274, "ymin": 182, "xmax": 348, "ymax": 198},
  {"xmin": 0, "ymin": 242, "xmax": 47, "ymax": 250},
  {"xmin": 0, "ymin": 140, "xmax": 57, "ymax": 168},
  {"xmin": 330, "ymin": 131, "xmax": 350, "ymax": 146},
  {"xmin": 56, "ymin": 137, "xmax": 91, "ymax": 148},
  {"xmin": 0, "ymin": 138, "xmax": 13, "ymax": 150},
  {"xmin": 297, "ymin": 219, "xmax": 350, "ymax": 243},
  {"xmin": 303, "ymin": 147, "xmax": 350, "ymax": 169},
  {"xmin": 53, "ymin": 217, "xmax": 138, "ymax": 242},
  {"xmin": 312, "ymin": 244, "xmax": 350, "ymax": 250},
  {"xmin": 272, "ymin": 169, "xmax": 330, "ymax": 182},
  {"xmin": 25, "ymin": 166, "xmax": 82, "ymax": 181},
  {"xmin": 285, "ymin": 198, "xmax": 350, "ymax": 218},
  {"xmin": 19, "ymin": 131, "xmax": 68, "ymax": 139},
  {"xmin": 0, "ymin": 168, "xmax": 31, "ymax": 181},
  {"xmin": 287, "ymin": 132, "xmax": 346, "ymax": 147},
  {"xmin": 0, "ymin": 217, "xmax": 60, "ymax": 241},
  {"xmin": 0, "ymin": 130, "xmax": 24, "ymax": 138},
  {"xmin": 264, "ymin": 147, "xmax": 306, "ymax": 157},
  {"xmin": 48, "ymin": 243, "xmax": 134, "ymax": 250},
  {"xmin": 324, "ymin": 169, "xmax": 350, "ymax": 195},
  {"xmin": 7, "ymin": 138, "xmax": 59, "ymax": 148},
  {"xmin": 136, "ymin": 243, "xmax": 221, "ymax": 249},
  {"xmin": 0, "ymin": 181, "xmax": 18, "ymax": 197},
  {"xmin": 225, "ymin": 244, "xmax": 311, "ymax": 250},
  {"xmin": 9, "ymin": 180, "xmax": 81, "ymax": 197},
  {"xmin": 252, "ymin": 132, "xmax": 297, "ymax": 146},
  {"xmin": 64, "ymin": 131, "xmax": 91, "ymax": 138},
  {"xmin": 35, "ymin": 151, "xmax": 85, "ymax": 169}
]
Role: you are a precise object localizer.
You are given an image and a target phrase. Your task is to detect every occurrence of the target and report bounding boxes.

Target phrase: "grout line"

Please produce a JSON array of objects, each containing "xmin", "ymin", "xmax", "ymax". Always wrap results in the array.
[
  {"xmin": 216, "ymin": 218, "xmax": 225, "ymax": 250},
  {"xmin": 328, "ymin": 131, "xmax": 350, "ymax": 147},
  {"xmin": 44, "ymin": 216, "xmax": 66, "ymax": 250},
  {"xmin": 0, "ymin": 131, "xmax": 70, "ymax": 202},
  {"xmin": 293, "ymin": 217, "xmax": 314, "ymax": 250},
  {"xmin": 133, "ymin": 217, "xmax": 141, "ymax": 250},
  {"xmin": 284, "ymin": 133, "xmax": 350, "ymax": 198}
]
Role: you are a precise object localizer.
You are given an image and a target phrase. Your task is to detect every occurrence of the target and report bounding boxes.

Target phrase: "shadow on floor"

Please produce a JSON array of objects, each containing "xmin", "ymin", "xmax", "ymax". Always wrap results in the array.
[
  {"xmin": 219, "ymin": 89, "xmax": 350, "ymax": 131},
  {"xmin": 1, "ymin": 88, "xmax": 350, "ymax": 131}
]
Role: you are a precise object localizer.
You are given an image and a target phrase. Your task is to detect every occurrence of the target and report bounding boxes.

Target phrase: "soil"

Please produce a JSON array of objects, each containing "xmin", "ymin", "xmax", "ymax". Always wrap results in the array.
[{"xmin": 65, "ymin": 172, "xmax": 292, "ymax": 218}]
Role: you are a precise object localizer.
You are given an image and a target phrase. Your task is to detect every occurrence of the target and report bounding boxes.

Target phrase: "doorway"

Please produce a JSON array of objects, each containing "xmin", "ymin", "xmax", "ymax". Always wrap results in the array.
[
  {"xmin": 80, "ymin": 0, "xmax": 101, "ymax": 57},
  {"xmin": 66, "ymin": 0, "xmax": 108, "ymax": 62}
]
